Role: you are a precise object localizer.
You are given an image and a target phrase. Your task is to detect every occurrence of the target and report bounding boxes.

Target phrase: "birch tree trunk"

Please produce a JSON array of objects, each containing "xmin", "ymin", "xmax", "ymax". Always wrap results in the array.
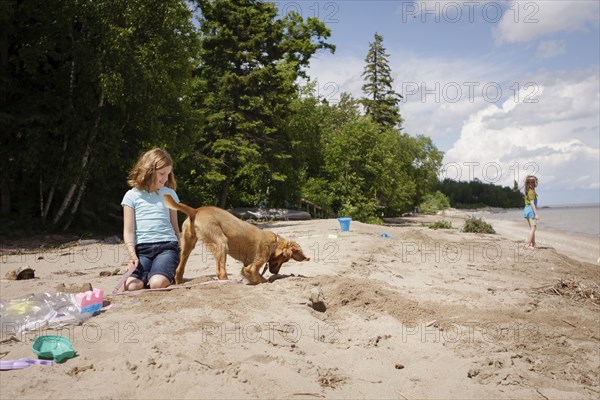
[
  {"xmin": 62, "ymin": 180, "xmax": 87, "ymax": 231},
  {"xmin": 52, "ymin": 92, "xmax": 104, "ymax": 226},
  {"xmin": 41, "ymin": 58, "xmax": 75, "ymax": 224}
]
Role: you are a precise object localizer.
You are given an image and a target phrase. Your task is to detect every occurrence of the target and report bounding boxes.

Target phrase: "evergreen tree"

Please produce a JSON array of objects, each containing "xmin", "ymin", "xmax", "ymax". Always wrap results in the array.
[
  {"xmin": 361, "ymin": 33, "xmax": 403, "ymax": 129},
  {"xmin": 191, "ymin": 0, "xmax": 334, "ymax": 208}
]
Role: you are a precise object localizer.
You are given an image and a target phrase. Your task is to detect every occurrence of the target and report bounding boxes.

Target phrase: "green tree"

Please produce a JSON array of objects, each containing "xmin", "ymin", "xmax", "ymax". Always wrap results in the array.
[
  {"xmin": 407, "ymin": 135, "xmax": 444, "ymax": 205},
  {"xmin": 1, "ymin": 0, "xmax": 199, "ymax": 231},
  {"xmin": 361, "ymin": 33, "xmax": 403, "ymax": 129},
  {"xmin": 190, "ymin": 0, "xmax": 334, "ymax": 208},
  {"xmin": 318, "ymin": 100, "xmax": 415, "ymax": 222},
  {"xmin": 273, "ymin": 83, "xmax": 328, "ymax": 206},
  {"xmin": 293, "ymin": 90, "xmax": 436, "ymax": 222}
]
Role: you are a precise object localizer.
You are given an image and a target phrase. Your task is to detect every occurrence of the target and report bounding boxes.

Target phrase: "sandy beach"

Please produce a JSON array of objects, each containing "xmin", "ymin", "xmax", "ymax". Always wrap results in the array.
[{"xmin": 1, "ymin": 210, "xmax": 599, "ymax": 399}]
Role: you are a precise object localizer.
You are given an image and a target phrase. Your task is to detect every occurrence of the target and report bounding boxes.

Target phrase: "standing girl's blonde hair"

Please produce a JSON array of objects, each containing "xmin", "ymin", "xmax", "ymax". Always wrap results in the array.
[
  {"xmin": 524, "ymin": 175, "xmax": 537, "ymax": 203},
  {"xmin": 127, "ymin": 148, "xmax": 177, "ymax": 192}
]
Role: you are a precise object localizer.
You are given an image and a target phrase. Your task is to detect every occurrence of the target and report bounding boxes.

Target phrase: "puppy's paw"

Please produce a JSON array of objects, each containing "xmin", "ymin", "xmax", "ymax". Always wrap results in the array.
[{"xmin": 240, "ymin": 267, "xmax": 251, "ymax": 285}]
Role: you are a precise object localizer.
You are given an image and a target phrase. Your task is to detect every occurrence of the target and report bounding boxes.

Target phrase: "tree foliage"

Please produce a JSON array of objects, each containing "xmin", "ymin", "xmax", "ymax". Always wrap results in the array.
[
  {"xmin": 2, "ymin": 0, "xmax": 199, "ymax": 232},
  {"xmin": 184, "ymin": 0, "xmax": 334, "ymax": 208},
  {"xmin": 419, "ymin": 191, "xmax": 451, "ymax": 214},
  {"xmin": 295, "ymin": 89, "xmax": 443, "ymax": 223},
  {"xmin": 361, "ymin": 33, "xmax": 403, "ymax": 129},
  {"xmin": 438, "ymin": 179, "xmax": 523, "ymax": 209}
]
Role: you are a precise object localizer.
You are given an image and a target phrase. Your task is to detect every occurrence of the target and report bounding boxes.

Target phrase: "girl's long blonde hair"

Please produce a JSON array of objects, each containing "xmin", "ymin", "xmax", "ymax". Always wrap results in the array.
[
  {"xmin": 127, "ymin": 148, "xmax": 177, "ymax": 192},
  {"xmin": 524, "ymin": 175, "xmax": 537, "ymax": 201}
]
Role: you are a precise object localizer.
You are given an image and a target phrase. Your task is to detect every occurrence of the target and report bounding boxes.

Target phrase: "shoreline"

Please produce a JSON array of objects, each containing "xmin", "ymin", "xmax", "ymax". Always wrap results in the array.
[
  {"xmin": 487, "ymin": 219, "xmax": 599, "ymax": 265},
  {"xmin": 460, "ymin": 205, "xmax": 600, "ymax": 239},
  {"xmin": 402, "ymin": 208, "xmax": 600, "ymax": 265}
]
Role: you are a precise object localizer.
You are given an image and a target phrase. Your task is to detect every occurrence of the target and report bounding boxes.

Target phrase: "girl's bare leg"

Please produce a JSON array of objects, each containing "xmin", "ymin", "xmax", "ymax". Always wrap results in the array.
[{"xmin": 526, "ymin": 222, "xmax": 537, "ymax": 249}]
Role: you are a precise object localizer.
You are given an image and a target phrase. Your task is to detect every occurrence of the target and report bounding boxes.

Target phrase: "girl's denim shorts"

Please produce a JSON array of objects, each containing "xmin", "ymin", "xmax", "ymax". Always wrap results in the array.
[{"xmin": 131, "ymin": 241, "xmax": 180, "ymax": 284}]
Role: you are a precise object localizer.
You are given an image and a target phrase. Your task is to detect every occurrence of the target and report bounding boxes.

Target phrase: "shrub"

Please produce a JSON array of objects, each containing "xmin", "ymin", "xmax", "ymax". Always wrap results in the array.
[
  {"xmin": 462, "ymin": 217, "xmax": 495, "ymax": 234},
  {"xmin": 420, "ymin": 191, "xmax": 451, "ymax": 214},
  {"xmin": 339, "ymin": 200, "xmax": 382, "ymax": 224},
  {"xmin": 429, "ymin": 220, "xmax": 453, "ymax": 230},
  {"xmin": 302, "ymin": 177, "xmax": 335, "ymax": 214}
]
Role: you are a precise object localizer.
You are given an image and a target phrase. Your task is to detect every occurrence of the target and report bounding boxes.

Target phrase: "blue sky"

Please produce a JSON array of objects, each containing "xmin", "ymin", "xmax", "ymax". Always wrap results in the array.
[{"xmin": 285, "ymin": 0, "xmax": 600, "ymax": 206}]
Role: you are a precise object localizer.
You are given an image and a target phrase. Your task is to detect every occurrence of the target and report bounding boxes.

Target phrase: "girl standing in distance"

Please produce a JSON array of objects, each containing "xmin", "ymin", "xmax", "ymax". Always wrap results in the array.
[
  {"xmin": 523, "ymin": 175, "xmax": 540, "ymax": 249},
  {"xmin": 122, "ymin": 148, "xmax": 181, "ymax": 290}
]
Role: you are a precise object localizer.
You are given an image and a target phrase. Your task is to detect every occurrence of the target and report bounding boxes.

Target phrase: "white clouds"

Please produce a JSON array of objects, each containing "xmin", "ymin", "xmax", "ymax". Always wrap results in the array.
[
  {"xmin": 444, "ymin": 67, "xmax": 599, "ymax": 197},
  {"xmin": 390, "ymin": 52, "xmax": 522, "ymax": 140},
  {"xmin": 304, "ymin": 54, "xmax": 364, "ymax": 101},
  {"xmin": 536, "ymin": 40, "xmax": 566, "ymax": 58},
  {"xmin": 306, "ymin": 49, "xmax": 524, "ymax": 143},
  {"xmin": 494, "ymin": 1, "xmax": 600, "ymax": 44}
]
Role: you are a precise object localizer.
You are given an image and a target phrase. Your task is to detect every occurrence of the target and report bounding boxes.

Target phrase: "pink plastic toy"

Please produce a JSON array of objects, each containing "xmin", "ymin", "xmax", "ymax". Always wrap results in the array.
[{"xmin": 76, "ymin": 288, "xmax": 104, "ymax": 313}]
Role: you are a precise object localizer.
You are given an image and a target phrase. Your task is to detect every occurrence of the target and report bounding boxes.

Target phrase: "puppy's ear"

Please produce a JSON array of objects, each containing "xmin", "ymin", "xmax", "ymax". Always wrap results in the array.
[{"xmin": 290, "ymin": 242, "xmax": 310, "ymax": 262}]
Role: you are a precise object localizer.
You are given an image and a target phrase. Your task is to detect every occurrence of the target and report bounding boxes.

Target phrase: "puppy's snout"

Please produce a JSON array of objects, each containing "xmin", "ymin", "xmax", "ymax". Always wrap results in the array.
[{"xmin": 268, "ymin": 261, "xmax": 282, "ymax": 275}]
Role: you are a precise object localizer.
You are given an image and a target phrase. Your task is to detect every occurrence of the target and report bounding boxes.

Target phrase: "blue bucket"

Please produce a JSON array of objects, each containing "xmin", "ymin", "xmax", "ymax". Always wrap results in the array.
[{"xmin": 337, "ymin": 217, "xmax": 352, "ymax": 232}]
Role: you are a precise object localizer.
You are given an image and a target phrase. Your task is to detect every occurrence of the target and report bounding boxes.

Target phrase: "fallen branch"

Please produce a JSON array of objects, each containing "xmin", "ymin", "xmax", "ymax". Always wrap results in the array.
[{"xmin": 560, "ymin": 319, "xmax": 576, "ymax": 328}]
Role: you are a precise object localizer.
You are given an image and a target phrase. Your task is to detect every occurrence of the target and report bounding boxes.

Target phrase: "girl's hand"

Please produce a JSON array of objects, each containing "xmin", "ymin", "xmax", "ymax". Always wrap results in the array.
[
  {"xmin": 535, "ymin": 216, "xmax": 540, "ymax": 221},
  {"xmin": 128, "ymin": 257, "xmax": 139, "ymax": 270}
]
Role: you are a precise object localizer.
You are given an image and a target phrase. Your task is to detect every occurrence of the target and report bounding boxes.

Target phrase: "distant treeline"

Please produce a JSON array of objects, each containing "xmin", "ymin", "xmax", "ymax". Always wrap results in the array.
[{"xmin": 437, "ymin": 179, "xmax": 523, "ymax": 209}]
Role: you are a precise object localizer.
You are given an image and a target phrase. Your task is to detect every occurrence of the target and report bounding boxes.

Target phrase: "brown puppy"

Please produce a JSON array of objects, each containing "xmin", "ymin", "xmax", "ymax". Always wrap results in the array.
[{"xmin": 163, "ymin": 194, "xmax": 310, "ymax": 285}]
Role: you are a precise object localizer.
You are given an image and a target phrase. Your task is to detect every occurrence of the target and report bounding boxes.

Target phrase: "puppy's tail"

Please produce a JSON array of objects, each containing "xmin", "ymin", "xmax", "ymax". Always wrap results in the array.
[{"xmin": 163, "ymin": 194, "xmax": 197, "ymax": 219}]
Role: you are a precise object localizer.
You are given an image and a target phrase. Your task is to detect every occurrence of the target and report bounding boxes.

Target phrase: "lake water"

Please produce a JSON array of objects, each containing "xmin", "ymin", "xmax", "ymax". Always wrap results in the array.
[{"xmin": 473, "ymin": 204, "xmax": 600, "ymax": 237}]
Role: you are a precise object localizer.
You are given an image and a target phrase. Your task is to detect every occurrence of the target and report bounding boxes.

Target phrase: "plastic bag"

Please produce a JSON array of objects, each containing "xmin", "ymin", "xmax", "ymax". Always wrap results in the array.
[{"xmin": 1, "ymin": 292, "xmax": 93, "ymax": 335}]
